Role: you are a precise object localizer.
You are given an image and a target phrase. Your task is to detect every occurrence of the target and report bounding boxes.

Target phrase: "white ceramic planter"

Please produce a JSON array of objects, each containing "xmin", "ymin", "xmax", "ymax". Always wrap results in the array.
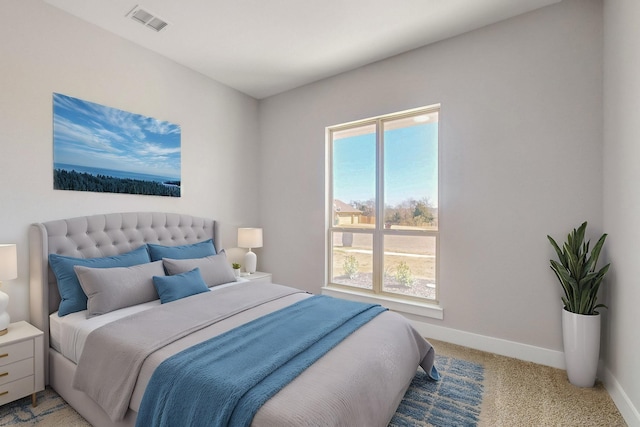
[{"xmin": 561, "ymin": 308, "xmax": 601, "ymax": 387}]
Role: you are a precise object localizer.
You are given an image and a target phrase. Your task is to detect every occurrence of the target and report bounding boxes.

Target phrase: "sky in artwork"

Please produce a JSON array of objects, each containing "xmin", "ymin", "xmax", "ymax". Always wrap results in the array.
[
  {"xmin": 52, "ymin": 93, "xmax": 181, "ymax": 179},
  {"xmin": 333, "ymin": 122, "xmax": 438, "ymax": 207}
]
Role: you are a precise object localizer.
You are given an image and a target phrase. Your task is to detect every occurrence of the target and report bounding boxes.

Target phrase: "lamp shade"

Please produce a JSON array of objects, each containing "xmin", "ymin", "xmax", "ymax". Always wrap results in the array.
[
  {"xmin": 237, "ymin": 228, "xmax": 263, "ymax": 249},
  {"xmin": 0, "ymin": 244, "xmax": 17, "ymax": 281}
]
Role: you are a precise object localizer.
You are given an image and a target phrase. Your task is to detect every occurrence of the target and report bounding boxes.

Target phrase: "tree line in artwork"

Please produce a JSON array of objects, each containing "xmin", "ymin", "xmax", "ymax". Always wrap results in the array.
[{"xmin": 53, "ymin": 169, "xmax": 181, "ymax": 197}]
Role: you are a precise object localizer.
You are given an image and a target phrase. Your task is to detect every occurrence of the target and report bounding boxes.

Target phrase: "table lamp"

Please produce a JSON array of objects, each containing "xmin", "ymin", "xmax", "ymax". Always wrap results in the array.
[
  {"xmin": 0, "ymin": 244, "xmax": 17, "ymax": 336},
  {"xmin": 237, "ymin": 228, "xmax": 263, "ymax": 274}
]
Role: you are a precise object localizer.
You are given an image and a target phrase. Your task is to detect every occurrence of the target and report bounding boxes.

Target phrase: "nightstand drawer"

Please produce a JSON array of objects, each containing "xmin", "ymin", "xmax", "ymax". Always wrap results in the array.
[
  {"xmin": 0, "ymin": 358, "xmax": 34, "ymax": 386},
  {"xmin": 0, "ymin": 375, "xmax": 34, "ymax": 406},
  {"xmin": 0, "ymin": 340, "xmax": 33, "ymax": 367}
]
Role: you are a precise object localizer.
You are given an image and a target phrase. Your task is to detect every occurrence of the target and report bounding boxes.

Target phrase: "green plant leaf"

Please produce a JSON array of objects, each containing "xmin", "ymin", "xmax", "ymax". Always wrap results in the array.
[
  {"xmin": 586, "ymin": 234, "xmax": 607, "ymax": 273},
  {"xmin": 548, "ymin": 222, "xmax": 609, "ymax": 315},
  {"xmin": 547, "ymin": 236, "xmax": 566, "ymax": 265}
]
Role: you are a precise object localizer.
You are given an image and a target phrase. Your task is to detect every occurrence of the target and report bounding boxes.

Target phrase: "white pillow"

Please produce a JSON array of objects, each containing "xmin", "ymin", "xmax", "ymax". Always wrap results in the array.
[
  {"xmin": 74, "ymin": 260, "xmax": 165, "ymax": 317},
  {"xmin": 162, "ymin": 251, "xmax": 237, "ymax": 288}
]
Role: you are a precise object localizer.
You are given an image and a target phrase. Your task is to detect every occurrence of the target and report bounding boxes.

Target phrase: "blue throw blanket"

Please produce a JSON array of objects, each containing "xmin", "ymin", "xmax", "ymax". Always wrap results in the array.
[{"xmin": 136, "ymin": 295, "xmax": 387, "ymax": 427}]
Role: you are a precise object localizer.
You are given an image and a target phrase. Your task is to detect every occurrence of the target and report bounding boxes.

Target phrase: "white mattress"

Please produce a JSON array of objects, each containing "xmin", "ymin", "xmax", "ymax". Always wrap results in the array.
[{"xmin": 49, "ymin": 279, "xmax": 246, "ymax": 364}]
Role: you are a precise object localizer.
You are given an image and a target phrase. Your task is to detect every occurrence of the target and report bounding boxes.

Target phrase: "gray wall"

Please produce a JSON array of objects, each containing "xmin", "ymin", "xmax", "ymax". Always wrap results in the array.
[
  {"xmin": 0, "ymin": 0, "xmax": 260, "ymax": 321},
  {"xmin": 603, "ymin": 0, "xmax": 640, "ymax": 422},
  {"xmin": 258, "ymin": 0, "xmax": 603, "ymax": 353}
]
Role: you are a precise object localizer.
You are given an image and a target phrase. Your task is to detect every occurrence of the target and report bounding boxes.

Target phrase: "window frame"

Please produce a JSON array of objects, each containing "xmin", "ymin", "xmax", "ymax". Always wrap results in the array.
[{"xmin": 326, "ymin": 105, "xmax": 440, "ymax": 304}]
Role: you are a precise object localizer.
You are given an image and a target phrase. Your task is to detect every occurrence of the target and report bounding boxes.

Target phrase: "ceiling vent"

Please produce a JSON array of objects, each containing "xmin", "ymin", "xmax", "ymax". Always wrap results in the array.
[{"xmin": 126, "ymin": 5, "xmax": 168, "ymax": 32}]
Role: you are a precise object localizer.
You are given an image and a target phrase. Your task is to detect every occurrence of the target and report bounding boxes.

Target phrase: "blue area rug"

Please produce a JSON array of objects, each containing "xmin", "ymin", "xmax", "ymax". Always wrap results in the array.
[
  {"xmin": 389, "ymin": 355, "xmax": 485, "ymax": 427},
  {"xmin": 0, "ymin": 355, "xmax": 484, "ymax": 426},
  {"xmin": 0, "ymin": 387, "xmax": 77, "ymax": 426}
]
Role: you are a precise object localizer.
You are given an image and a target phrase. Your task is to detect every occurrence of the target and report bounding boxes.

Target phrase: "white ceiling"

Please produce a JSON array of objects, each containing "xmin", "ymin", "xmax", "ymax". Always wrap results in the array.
[{"xmin": 43, "ymin": 0, "xmax": 561, "ymax": 99}]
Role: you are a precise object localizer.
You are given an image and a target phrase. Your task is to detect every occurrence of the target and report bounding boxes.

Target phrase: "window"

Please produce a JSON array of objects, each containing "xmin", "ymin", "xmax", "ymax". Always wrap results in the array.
[{"xmin": 327, "ymin": 106, "xmax": 439, "ymax": 303}]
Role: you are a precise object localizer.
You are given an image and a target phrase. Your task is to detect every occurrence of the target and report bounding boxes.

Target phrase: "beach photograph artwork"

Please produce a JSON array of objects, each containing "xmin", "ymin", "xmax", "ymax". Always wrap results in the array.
[{"xmin": 52, "ymin": 93, "xmax": 181, "ymax": 197}]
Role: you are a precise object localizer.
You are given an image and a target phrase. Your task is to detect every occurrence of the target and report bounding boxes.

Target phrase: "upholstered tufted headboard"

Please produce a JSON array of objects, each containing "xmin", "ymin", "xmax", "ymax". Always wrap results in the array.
[{"xmin": 29, "ymin": 212, "xmax": 215, "ymax": 379}]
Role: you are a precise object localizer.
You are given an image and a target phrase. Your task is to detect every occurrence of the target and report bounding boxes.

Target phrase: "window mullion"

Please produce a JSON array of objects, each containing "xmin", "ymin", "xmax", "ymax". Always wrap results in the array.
[{"xmin": 373, "ymin": 120, "xmax": 384, "ymax": 294}]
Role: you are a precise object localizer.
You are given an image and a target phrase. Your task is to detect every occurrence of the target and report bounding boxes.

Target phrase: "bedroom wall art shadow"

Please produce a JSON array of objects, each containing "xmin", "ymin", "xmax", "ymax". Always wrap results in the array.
[{"xmin": 52, "ymin": 93, "xmax": 181, "ymax": 197}]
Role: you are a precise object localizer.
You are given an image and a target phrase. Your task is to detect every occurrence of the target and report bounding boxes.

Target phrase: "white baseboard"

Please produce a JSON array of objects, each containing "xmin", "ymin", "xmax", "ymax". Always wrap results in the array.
[
  {"xmin": 601, "ymin": 366, "xmax": 640, "ymax": 427},
  {"xmin": 407, "ymin": 316, "xmax": 566, "ymax": 369}
]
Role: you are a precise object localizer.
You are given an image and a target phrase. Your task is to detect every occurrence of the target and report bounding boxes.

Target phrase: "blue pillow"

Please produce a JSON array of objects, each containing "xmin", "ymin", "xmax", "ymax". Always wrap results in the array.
[
  {"xmin": 49, "ymin": 246, "xmax": 151, "ymax": 317},
  {"xmin": 152, "ymin": 268, "xmax": 209, "ymax": 304},
  {"xmin": 147, "ymin": 239, "xmax": 216, "ymax": 262}
]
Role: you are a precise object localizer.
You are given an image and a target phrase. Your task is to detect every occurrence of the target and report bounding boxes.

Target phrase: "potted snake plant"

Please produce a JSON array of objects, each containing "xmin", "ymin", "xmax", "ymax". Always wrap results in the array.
[{"xmin": 547, "ymin": 221, "xmax": 610, "ymax": 387}]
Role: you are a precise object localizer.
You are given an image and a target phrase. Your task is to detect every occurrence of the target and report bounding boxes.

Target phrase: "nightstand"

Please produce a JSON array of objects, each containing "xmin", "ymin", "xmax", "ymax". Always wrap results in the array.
[
  {"xmin": 242, "ymin": 271, "xmax": 272, "ymax": 285},
  {"xmin": 0, "ymin": 321, "xmax": 44, "ymax": 407}
]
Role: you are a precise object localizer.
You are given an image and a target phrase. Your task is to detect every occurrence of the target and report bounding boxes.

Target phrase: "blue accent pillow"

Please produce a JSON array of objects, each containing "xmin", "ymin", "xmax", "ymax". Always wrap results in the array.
[
  {"xmin": 49, "ymin": 246, "xmax": 151, "ymax": 317},
  {"xmin": 152, "ymin": 268, "xmax": 209, "ymax": 304},
  {"xmin": 147, "ymin": 239, "xmax": 216, "ymax": 262}
]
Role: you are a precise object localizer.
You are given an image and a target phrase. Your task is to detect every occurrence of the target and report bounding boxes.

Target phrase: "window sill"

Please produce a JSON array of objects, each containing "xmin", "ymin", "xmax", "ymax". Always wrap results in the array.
[{"xmin": 321, "ymin": 286, "xmax": 443, "ymax": 320}]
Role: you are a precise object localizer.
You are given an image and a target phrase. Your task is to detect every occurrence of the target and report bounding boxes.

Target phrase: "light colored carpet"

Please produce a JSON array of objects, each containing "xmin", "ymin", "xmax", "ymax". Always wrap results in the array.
[
  {"xmin": 0, "ymin": 339, "xmax": 627, "ymax": 426},
  {"xmin": 428, "ymin": 339, "xmax": 626, "ymax": 426}
]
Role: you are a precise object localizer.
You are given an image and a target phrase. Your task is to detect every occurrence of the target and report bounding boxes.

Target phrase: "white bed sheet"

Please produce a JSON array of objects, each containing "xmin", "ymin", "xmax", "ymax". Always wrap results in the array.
[
  {"xmin": 50, "ymin": 301, "xmax": 159, "ymax": 364},
  {"xmin": 49, "ymin": 279, "xmax": 246, "ymax": 364}
]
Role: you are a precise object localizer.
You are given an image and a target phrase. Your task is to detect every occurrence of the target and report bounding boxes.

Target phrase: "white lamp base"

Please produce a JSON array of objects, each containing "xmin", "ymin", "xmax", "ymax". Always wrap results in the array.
[
  {"xmin": 0, "ymin": 289, "xmax": 9, "ymax": 336},
  {"xmin": 244, "ymin": 249, "xmax": 257, "ymax": 274}
]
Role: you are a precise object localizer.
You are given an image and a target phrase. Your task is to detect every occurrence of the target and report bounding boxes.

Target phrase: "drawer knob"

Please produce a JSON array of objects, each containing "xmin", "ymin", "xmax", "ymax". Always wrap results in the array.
[
  {"xmin": 0, "ymin": 354, "xmax": 7, "ymax": 358},
  {"xmin": 0, "ymin": 391, "xmax": 8, "ymax": 397},
  {"xmin": 0, "ymin": 372, "xmax": 7, "ymax": 378}
]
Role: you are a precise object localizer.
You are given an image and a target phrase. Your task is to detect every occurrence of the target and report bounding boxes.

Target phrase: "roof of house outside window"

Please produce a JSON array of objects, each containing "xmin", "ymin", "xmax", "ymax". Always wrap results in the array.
[{"xmin": 333, "ymin": 199, "xmax": 362, "ymax": 214}]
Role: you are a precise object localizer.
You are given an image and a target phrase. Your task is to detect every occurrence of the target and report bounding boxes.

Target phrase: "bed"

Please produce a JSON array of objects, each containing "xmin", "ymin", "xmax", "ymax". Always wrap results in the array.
[{"xmin": 28, "ymin": 212, "xmax": 438, "ymax": 427}]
